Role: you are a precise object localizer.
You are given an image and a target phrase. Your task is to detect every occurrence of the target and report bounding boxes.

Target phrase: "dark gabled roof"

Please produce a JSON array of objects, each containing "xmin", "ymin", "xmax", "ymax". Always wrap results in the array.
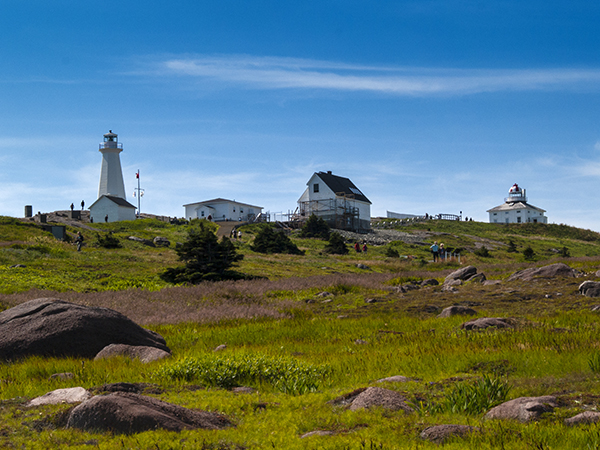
[
  {"xmin": 105, "ymin": 195, "xmax": 136, "ymax": 208},
  {"xmin": 314, "ymin": 171, "xmax": 371, "ymax": 204}
]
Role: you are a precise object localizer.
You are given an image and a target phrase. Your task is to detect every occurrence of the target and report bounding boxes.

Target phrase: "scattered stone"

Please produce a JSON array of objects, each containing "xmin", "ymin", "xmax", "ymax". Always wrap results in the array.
[
  {"xmin": 213, "ymin": 344, "xmax": 227, "ymax": 352},
  {"xmin": 401, "ymin": 284, "xmax": 419, "ymax": 291},
  {"xmin": 365, "ymin": 298, "xmax": 378, "ymax": 303},
  {"xmin": 437, "ymin": 306, "xmax": 477, "ymax": 318},
  {"xmin": 444, "ymin": 266, "xmax": 477, "ymax": 284},
  {"xmin": 445, "ymin": 279, "xmax": 463, "ymax": 287},
  {"xmin": 316, "ymin": 291, "xmax": 333, "ymax": 298},
  {"xmin": 49, "ymin": 372, "xmax": 74, "ymax": 381},
  {"xmin": 441, "ymin": 285, "xmax": 459, "ymax": 293},
  {"xmin": 348, "ymin": 387, "xmax": 414, "ymax": 413},
  {"xmin": 485, "ymin": 396, "xmax": 557, "ymax": 422},
  {"xmin": 592, "ymin": 305, "xmax": 600, "ymax": 312},
  {"xmin": 507, "ymin": 263, "xmax": 582, "ymax": 282},
  {"xmin": 94, "ymin": 344, "xmax": 171, "ymax": 363},
  {"xmin": 0, "ymin": 298, "xmax": 170, "ymax": 360},
  {"xmin": 421, "ymin": 279, "xmax": 439, "ymax": 286},
  {"xmin": 376, "ymin": 375, "xmax": 412, "ymax": 383},
  {"xmin": 461, "ymin": 318, "xmax": 514, "ymax": 331},
  {"xmin": 28, "ymin": 387, "xmax": 90, "ymax": 407},
  {"xmin": 579, "ymin": 281, "xmax": 600, "ymax": 298},
  {"xmin": 127, "ymin": 236, "xmax": 155, "ymax": 247},
  {"xmin": 354, "ymin": 339, "xmax": 368, "ymax": 345},
  {"xmin": 420, "ymin": 424, "xmax": 479, "ymax": 444},
  {"xmin": 9, "ymin": 264, "xmax": 26, "ymax": 268},
  {"xmin": 300, "ymin": 430, "xmax": 335, "ymax": 438},
  {"xmin": 356, "ymin": 264, "xmax": 370, "ymax": 270},
  {"xmin": 564, "ymin": 411, "xmax": 600, "ymax": 426},
  {"xmin": 153, "ymin": 236, "xmax": 171, "ymax": 247},
  {"xmin": 483, "ymin": 280, "xmax": 502, "ymax": 286},
  {"xmin": 596, "ymin": 270, "xmax": 600, "ymax": 278},
  {"xmin": 66, "ymin": 392, "xmax": 233, "ymax": 434}
]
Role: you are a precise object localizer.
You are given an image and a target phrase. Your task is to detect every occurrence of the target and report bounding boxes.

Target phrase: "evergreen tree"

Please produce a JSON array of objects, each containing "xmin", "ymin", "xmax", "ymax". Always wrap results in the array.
[
  {"xmin": 323, "ymin": 232, "xmax": 349, "ymax": 255},
  {"xmin": 506, "ymin": 240, "xmax": 517, "ymax": 253},
  {"xmin": 523, "ymin": 246, "xmax": 535, "ymax": 260},
  {"xmin": 251, "ymin": 225, "xmax": 304, "ymax": 255},
  {"xmin": 160, "ymin": 223, "xmax": 244, "ymax": 283},
  {"xmin": 299, "ymin": 214, "xmax": 331, "ymax": 239}
]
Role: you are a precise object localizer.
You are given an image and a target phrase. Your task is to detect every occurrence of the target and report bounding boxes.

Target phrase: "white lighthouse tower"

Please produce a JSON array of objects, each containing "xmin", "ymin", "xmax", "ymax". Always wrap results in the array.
[
  {"xmin": 89, "ymin": 130, "xmax": 136, "ymax": 223},
  {"xmin": 98, "ymin": 130, "xmax": 126, "ymax": 199}
]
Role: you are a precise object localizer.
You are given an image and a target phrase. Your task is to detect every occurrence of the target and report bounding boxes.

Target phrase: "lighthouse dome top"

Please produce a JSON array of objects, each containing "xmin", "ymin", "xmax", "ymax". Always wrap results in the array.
[
  {"xmin": 103, "ymin": 130, "xmax": 118, "ymax": 141},
  {"xmin": 100, "ymin": 130, "xmax": 122, "ymax": 150},
  {"xmin": 506, "ymin": 183, "xmax": 527, "ymax": 202},
  {"xmin": 508, "ymin": 183, "xmax": 520, "ymax": 193}
]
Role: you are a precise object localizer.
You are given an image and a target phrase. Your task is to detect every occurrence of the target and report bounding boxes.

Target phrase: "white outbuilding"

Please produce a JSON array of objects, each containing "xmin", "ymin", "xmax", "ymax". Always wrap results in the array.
[
  {"xmin": 487, "ymin": 183, "xmax": 547, "ymax": 224},
  {"xmin": 297, "ymin": 171, "xmax": 371, "ymax": 231},
  {"xmin": 183, "ymin": 198, "xmax": 264, "ymax": 222},
  {"xmin": 89, "ymin": 131, "xmax": 136, "ymax": 223}
]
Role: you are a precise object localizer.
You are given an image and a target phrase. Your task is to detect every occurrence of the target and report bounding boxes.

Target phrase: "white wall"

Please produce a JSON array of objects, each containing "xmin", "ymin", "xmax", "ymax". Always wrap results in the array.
[
  {"xmin": 90, "ymin": 197, "xmax": 136, "ymax": 223},
  {"xmin": 489, "ymin": 207, "xmax": 547, "ymax": 224}
]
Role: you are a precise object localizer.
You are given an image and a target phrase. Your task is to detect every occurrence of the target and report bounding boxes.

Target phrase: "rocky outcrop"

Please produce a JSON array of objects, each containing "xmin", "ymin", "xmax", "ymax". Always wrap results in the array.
[
  {"xmin": 127, "ymin": 236, "xmax": 155, "ymax": 247},
  {"xmin": 507, "ymin": 263, "xmax": 581, "ymax": 282},
  {"xmin": 445, "ymin": 266, "xmax": 477, "ymax": 284},
  {"xmin": 0, "ymin": 299, "xmax": 169, "ymax": 360},
  {"xmin": 420, "ymin": 425, "xmax": 479, "ymax": 444},
  {"xmin": 564, "ymin": 411, "xmax": 600, "ymax": 426},
  {"xmin": 153, "ymin": 237, "xmax": 171, "ymax": 247},
  {"xmin": 94, "ymin": 344, "xmax": 171, "ymax": 363},
  {"xmin": 461, "ymin": 317, "xmax": 514, "ymax": 331},
  {"xmin": 66, "ymin": 392, "xmax": 233, "ymax": 434},
  {"xmin": 485, "ymin": 396, "xmax": 557, "ymax": 422},
  {"xmin": 579, "ymin": 281, "xmax": 600, "ymax": 298},
  {"xmin": 348, "ymin": 387, "xmax": 414, "ymax": 413},
  {"xmin": 437, "ymin": 305, "xmax": 477, "ymax": 318}
]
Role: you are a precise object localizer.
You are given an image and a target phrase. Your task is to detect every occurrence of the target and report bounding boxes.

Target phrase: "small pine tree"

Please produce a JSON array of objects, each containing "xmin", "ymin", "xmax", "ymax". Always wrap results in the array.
[
  {"xmin": 160, "ymin": 222, "xmax": 244, "ymax": 283},
  {"xmin": 385, "ymin": 246, "xmax": 400, "ymax": 258},
  {"xmin": 251, "ymin": 225, "xmax": 304, "ymax": 255},
  {"xmin": 94, "ymin": 232, "xmax": 122, "ymax": 249},
  {"xmin": 299, "ymin": 214, "xmax": 331, "ymax": 239},
  {"xmin": 474, "ymin": 246, "xmax": 490, "ymax": 257},
  {"xmin": 523, "ymin": 246, "xmax": 535, "ymax": 260},
  {"xmin": 323, "ymin": 232, "xmax": 349, "ymax": 255},
  {"xmin": 506, "ymin": 240, "xmax": 517, "ymax": 253},
  {"xmin": 559, "ymin": 246, "xmax": 570, "ymax": 257}
]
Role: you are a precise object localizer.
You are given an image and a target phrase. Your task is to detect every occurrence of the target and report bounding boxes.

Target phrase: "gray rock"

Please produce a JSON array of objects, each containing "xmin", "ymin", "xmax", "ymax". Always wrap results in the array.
[
  {"xmin": 461, "ymin": 317, "xmax": 513, "ymax": 331},
  {"xmin": 466, "ymin": 273, "xmax": 487, "ymax": 283},
  {"xmin": 421, "ymin": 279, "xmax": 439, "ymax": 286},
  {"xmin": 213, "ymin": 344, "xmax": 227, "ymax": 352},
  {"xmin": 66, "ymin": 392, "xmax": 233, "ymax": 434},
  {"xmin": 94, "ymin": 344, "xmax": 171, "ymax": 363},
  {"xmin": 441, "ymin": 285, "xmax": 459, "ymax": 293},
  {"xmin": 444, "ymin": 266, "xmax": 477, "ymax": 284},
  {"xmin": 127, "ymin": 236, "xmax": 155, "ymax": 247},
  {"xmin": 153, "ymin": 236, "xmax": 171, "ymax": 247},
  {"xmin": 420, "ymin": 424, "xmax": 479, "ymax": 444},
  {"xmin": 507, "ymin": 263, "xmax": 581, "ymax": 282},
  {"xmin": 437, "ymin": 306, "xmax": 477, "ymax": 318},
  {"xmin": 49, "ymin": 372, "xmax": 74, "ymax": 380},
  {"xmin": 483, "ymin": 280, "xmax": 502, "ymax": 286},
  {"xmin": 356, "ymin": 264, "xmax": 370, "ymax": 270},
  {"xmin": 596, "ymin": 270, "xmax": 600, "ymax": 278},
  {"xmin": 564, "ymin": 411, "xmax": 600, "ymax": 426},
  {"xmin": 349, "ymin": 387, "xmax": 414, "ymax": 413},
  {"xmin": 0, "ymin": 298, "xmax": 170, "ymax": 360},
  {"xmin": 579, "ymin": 281, "xmax": 600, "ymax": 298},
  {"xmin": 484, "ymin": 396, "xmax": 557, "ymax": 422},
  {"xmin": 28, "ymin": 387, "xmax": 90, "ymax": 407},
  {"xmin": 300, "ymin": 430, "xmax": 335, "ymax": 438}
]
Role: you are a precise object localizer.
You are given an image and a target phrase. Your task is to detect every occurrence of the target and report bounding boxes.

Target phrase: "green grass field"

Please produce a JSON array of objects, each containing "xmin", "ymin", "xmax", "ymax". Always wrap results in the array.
[{"xmin": 1, "ymin": 216, "xmax": 600, "ymax": 448}]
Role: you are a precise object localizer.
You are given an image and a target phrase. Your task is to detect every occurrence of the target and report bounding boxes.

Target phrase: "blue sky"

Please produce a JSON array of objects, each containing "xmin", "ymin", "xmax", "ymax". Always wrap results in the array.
[{"xmin": 1, "ymin": 1, "xmax": 600, "ymax": 229}]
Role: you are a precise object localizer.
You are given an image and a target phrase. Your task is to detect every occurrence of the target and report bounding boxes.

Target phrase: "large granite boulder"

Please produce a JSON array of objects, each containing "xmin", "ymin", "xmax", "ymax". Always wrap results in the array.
[
  {"xmin": 437, "ymin": 305, "xmax": 477, "ymax": 318},
  {"xmin": 0, "ymin": 298, "xmax": 169, "ymax": 360},
  {"xmin": 461, "ymin": 317, "xmax": 514, "ymax": 331},
  {"xmin": 94, "ymin": 344, "xmax": 171, "ymax": 363},
  {"xmin": 444, "ymin": 266, "xmax": 477, "ymax": 284},
  {"xmin": 348, "ymin": 387, "xmax": 414, "ymax": 413},
  {"xmin": 484, "ymin": 396, "xmax": 557, "ymax": 422},
  {"xmin": 507, "ymin": 263, "xmax": 580, "ymax": 282},
  {"xmin": 564, "ymin": 411, "xmax": 600, "ymax": 426},
  {"xmin": 579, "ymin": 281, "xmax": 600, "ymax": 298},
  {"xmin": 27, "ymin": 387, "xmax": 91, "ymax": 407},
  {"xmin": 66, "ymin": 392, "xmax": 233, "ymax": 434}
]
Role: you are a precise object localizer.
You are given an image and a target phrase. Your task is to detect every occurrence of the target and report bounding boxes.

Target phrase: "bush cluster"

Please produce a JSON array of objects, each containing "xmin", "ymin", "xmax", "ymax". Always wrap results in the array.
[
  {"xmin": 299, "ymin": 214, "xmax": 331, "ymax": 239},
  {"xmin": 251, "ymin": 225, "xmax": 304, "ymax": 255}
]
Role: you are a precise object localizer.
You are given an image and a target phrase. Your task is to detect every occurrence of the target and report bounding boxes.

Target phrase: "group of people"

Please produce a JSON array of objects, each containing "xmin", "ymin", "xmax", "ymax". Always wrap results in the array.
[
  {"xmin": 70, "ymin": 201, "xmax": 85, "ymax": 211},
  {"xmin": 429, "ymin": 241, "xmax": 446, "ymax": 262},
  {"xmin": 231, "ymin": 229, "xmax": 242, "ymax": 240},
  {"xmin": 354, "ymin": 242, "xmax": 368, "ymax": 253}
]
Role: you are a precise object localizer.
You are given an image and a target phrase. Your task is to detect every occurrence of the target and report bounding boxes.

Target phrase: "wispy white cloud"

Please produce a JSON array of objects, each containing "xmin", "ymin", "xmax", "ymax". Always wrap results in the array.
[{"xmin": 150, "ymin": 55, "xmax": 600, "ymax": 96}]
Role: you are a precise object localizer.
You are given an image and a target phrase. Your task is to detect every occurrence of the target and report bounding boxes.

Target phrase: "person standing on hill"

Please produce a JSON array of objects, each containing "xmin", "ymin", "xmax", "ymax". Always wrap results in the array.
[
  {"xmin": 430, "ymin": 241, "xmax": 439, "ymax": 262},
  {"xmin": 75, "ymin": 232, "xmax": 84, "ymax": 252},
  {"xmin": 81, "ymin": 200, "xmax": 85, "ymax": 210}
]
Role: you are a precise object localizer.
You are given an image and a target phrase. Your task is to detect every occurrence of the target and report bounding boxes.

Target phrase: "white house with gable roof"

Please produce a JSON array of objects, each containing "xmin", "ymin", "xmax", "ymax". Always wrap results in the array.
[
  {"xmin": 184, "ymin": 198, "xmax": 263, "ymax": 222},
  {"xmin": 297, "ymin": 171, "xmax": 371, "ymax": 231}
]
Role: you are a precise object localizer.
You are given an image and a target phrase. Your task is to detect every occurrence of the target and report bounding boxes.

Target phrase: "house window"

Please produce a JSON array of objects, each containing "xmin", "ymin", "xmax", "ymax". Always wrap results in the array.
[
  {"xmin": 201, "ymin": 211, "xmax": 205, "ymax": 217},
  {"xmin": 516, "ymin": 211, "xmax": 521, "ymax": 214},
  {"xmin": 233, "ymin": 208, "xmax": 236, "ymax": 212},
  {"xmin": 240, "ymin": 208, "xmax": 244, "ymax": 213},
  {"xmin": 313, "ymin": 183, "xmax": 319, "ymax": 193},
  {"xmin": 517, "ymin": 217, "xmax": 521, "ymax": 223},
  {"xmin": 493, "ymin": 213, "xmax": 497, "ymax": 216}
]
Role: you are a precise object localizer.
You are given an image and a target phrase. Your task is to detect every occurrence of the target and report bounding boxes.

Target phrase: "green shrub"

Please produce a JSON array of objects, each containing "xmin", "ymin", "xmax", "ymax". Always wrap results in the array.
[
  {"xmin": 474, "ymin": 246, "xmax": 490, "ymax": 257},
  {"xmin": 589, "ymin": 353, "xmax": 600, "ymax": 374},
  {"xmin": 251, "ymin": 225, "xmax": 304, "ymax": 255},
  {"xmin": 523, "ymin": 246, "xmax": 535, "ymax": 260},
  {"xmin": 299, "ymin": 214, "xmax": 331, "ymax": 239},
  {"xmin": 385, "ymin": 246, "xmax": 400, "ymax": 258},
  {"xmin": 323, "ymin": 232, "xmax": 348, "ymax": 255},
  {"xmin": 160, "ymin": 223, "xmax": 244, "ymax": 283},
  {"xmin": 507, "ymin": 240, "xmax": 517, "ymax": 253},
  {"xmin": 156, "ymin": 354, "xmax": 330, "ymax": 395},
  {"xmin": 559, "ymin": 246, "xmax": 571, "ymax": 257},
  {"xmin": 94, "ymin": 232, "xmax": 122, "ymax": 249},
  {"xmin": 437, "ymin": 375, "xmax": 511, "ymax": 415}
]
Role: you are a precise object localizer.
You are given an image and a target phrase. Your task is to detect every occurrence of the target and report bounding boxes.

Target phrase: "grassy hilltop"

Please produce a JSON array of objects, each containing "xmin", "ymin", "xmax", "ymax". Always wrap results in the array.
[{"xmin": 2, "ymin": 216, "xmax": 600, "ymax": 448}]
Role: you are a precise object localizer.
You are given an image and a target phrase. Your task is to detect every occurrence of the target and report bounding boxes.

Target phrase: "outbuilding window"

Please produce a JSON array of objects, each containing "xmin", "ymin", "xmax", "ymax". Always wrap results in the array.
[{"xmin": 313, "ymin": 183, "xmax": 319, "ymax": 193}]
